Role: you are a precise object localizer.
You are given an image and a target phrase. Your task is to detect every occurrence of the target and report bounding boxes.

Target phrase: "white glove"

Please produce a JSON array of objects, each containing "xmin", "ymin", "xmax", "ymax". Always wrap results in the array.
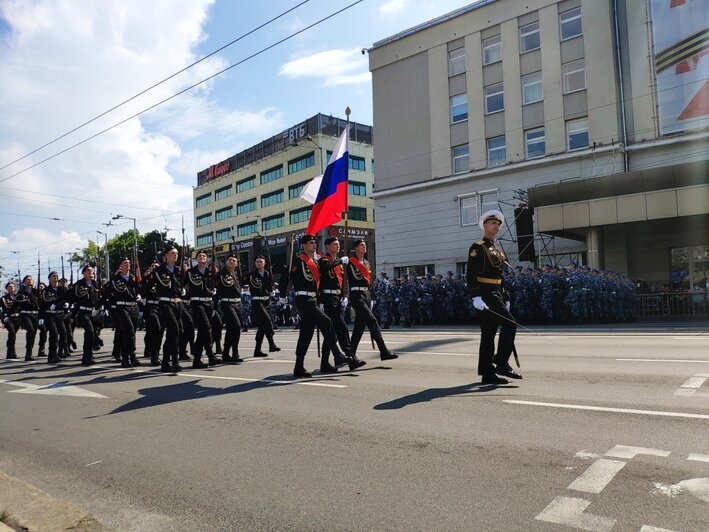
[
  {"xmin": 38, "ymin": 319, "xmax": 44, "ymax": 326},
  {"xmin": 211, "ymin": 310, "xmax": 216, "ymax": 317},
  {"xmin": 91, "ymin": 309, "xmax": 99, "ymax": 317},
  {"xmin": 371, "ymin": 300, "xmax": 377, "ymax": 307},
  {"xmin": 2, "ymin": 316, "xmax": 9, "ymax": 323},
  {"xmin": 395, "ymin": 298, "xmax": 399, "ymax": 302},
  {"xmin": 370, "ymin": 300, "xmax": 374, "ymax": 309},
  {"xmin": 136, "ymin": 294, "xmax": 142, "ymax": 302},
  {"xmin": 103, "ymin": 310, "xmax": 110, "ymax": 317},
  {"xmin": 340, "ymin": 297, "xmax": 348, "ymax": 308},
  {"xmin": 505, "ymin": 301, "xmax": 511, "ymax": 311},
  {"xmin": 318, "ymin": 303, "xmax": 324, "ymax": 311},
  {"xmin": 472, "ymin": 297, "xmax": 488, "ymax": 311},
  {"xmin": 64, "ymin": 302, "xmax": 70, "ymax": 309},
  {"xmin": 340, "ymin": 256, "xmax": 349, "ymax": 265},
  {"xmin": 50, "ymin": 304, "xmax": 56, "ymax": 311},
  {"xmin": 181, "ymin": 288, "xmax": 187, "ymax": 297},
  {"xmin": 279, "ymin": 297, "xmax": 287, "ymax": 306}
]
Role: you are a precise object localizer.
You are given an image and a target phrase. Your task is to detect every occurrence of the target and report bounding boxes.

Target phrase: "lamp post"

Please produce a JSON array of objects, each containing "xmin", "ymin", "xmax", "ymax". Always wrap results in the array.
[
  {"xmin": 96, "ymin": 230, "xmax": 109, "ymax": 278},
  {"xmin": 112, "ymin": 214, "xmax": 138, "ymax": 272}
]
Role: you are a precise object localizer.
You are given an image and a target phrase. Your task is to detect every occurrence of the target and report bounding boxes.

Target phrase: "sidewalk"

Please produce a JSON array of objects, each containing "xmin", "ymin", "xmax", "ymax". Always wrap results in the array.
[{"xmin": 0, "ymin": 471, "xmax": 108, "ymax": 531}]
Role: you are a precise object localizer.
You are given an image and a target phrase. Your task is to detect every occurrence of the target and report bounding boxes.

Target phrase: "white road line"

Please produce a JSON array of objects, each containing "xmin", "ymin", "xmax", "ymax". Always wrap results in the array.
[
  {"xmin": 617, "ymin": 359, "xmax": 709, "ymax": 363},
  {"xmin": 177, "ymin": 372, "xmax": 347, "ymax": 389},
  {"xmin": 688, "ymin": 453, "xmax": 709, "ymax": 462},
  {"xmin": 673, "ymin": 388, "xmax": 709, "ymax": 398},
  {"xmin": 85, "ymin": 460, "xmax": 103, "ymax": 467},
  {"xmin": 567, "ymin": 459, "xmax": 627, "ymax": 494},
  {"xmin": 395, "ymin": 351, "xmax": 470, "ymax": 357},
  {"xmin": 604, "ymin": 445, "xmax": 670, "ymax": 459},
  {"xmin": 639, "ymin": 526, "xmax": 679, "ymax": 532},
  {"xmin": 535, "ymin": 496, "xmax": 615, "ymax": 532},
  {"xmin": 504, "ymin": 400, "xmax": 709, "ymax": 420},
  {"xmin": 680, "ymin": 375, "xmax": 709, "ymax": 388}
]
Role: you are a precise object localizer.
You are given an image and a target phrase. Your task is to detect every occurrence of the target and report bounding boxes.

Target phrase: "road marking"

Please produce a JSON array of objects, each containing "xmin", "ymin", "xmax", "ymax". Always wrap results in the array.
[
  {"xmin": 688, "ymin": 453, "xmax": 709, "ymax": 462},
  {"xmin": 85, "ymin": 460, "xmax": 103, "ymax": 467},
  {"xmin": 395, "ymin": 351, "xmax": 470, "ymax": 357},
  {"xmin": 604, "ymin": 445, "xmax": 670, "ymax": 459},
  {"xmin": 504, "ymin": 400, "xmax": 709, "ymax": 420},
  {"xmin": 680, "ymin": 375, "xmax": 709, "ymax": 388},
  {"xmin": 177, "ymin": 372, "xmax": 347, "ymax": 389},
  {"xmin": 575, "ymin": 451, "xmax": 601, "ymax": 459},
  {"xmin": 567, "ymin": 459, "xmax": 627, "ymax": 494},
  {"xmin": 673, "ymin": 374, "xmax": 709, "ymax": 398},
  {"xmin": 0, "ymin": 378, "xmax": 107, "ymax": 398},
  {"xmin": 640, "ymin": 526, "xmax": 679, "ymax": 531},
  {"xmin": 535, "ymin": 496, "xmax": 615, "ymax": 532},
  {"xmin": 617, "ymin": 359, "xmax": 709, "ymax": 363}
]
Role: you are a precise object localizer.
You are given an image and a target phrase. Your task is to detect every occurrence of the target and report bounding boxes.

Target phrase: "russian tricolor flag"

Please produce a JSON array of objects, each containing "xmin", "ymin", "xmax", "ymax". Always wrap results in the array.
[{"xmin": 300, "ymin": 126, "xmax": 349, "ymax": 235}]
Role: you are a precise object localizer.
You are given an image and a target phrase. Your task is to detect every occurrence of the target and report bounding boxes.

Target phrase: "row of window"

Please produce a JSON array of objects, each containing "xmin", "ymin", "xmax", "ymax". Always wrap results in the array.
[
  {"xmin": 451, "ymin": 117, "xmax": 589, "ymax": 173},
  {"xmin": 447, "ymin": 7, "xmax": 582, "ymax": 76},
  {"xmin": 450, "ymin": 59, "xmax": 585, "ymax": 123},
  {"xmin": 195, "ymin": 207, "xmax": 369, "ymax": 245}
]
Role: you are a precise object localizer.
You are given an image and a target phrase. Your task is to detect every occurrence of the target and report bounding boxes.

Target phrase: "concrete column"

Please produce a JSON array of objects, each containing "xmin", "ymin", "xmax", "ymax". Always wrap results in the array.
[{"xmin": 586, "ymin": 227, "xmax": 604, "ymax": 269}]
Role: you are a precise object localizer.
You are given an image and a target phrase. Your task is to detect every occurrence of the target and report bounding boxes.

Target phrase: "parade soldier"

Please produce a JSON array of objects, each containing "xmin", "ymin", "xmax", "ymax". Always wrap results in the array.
[
  {"xmin": 68, "ymin": 266, "xmax": 101, "ymax": 366},
  {"xmin": 346, "ymin": 239, "xmax": 398, "ymax": 362},
  {"xmin": 249, "ymin": 255, "xmax": 281, "ymax": 357},
  {"xmin": 1, "ymin": 281, "xmax": 20, "ymax": 359},
  {"xmin": 179, "ymin": 262, "xmax": 196, "ymax": 363},
  {"xmin": 15, "ymin": 276, "xmax": 40, "ymax": 361},
  {"xmin": 141, "ymin": 261, "xmax": 163, "ymax": 366},
  {"xmin": 318, "ymin": 237, "xmax": 366, "ymax": 371},
  {"xmin": 185, "ymin": 250, "xmax": 220, "ymax": 368},
  {"xmin": 38, "ymin": 271, "xmax": 67, "ymax": 364},
  {"xmin": 278, "ymin": 234, "xmax": 344, "ymax": 377},
  {"xmin": 103, "ymin": 258, "xmax": 141, "ymax": 368},
  {"xmin": 467, "ymin": 210, "xmax": 522, "ymax": 384},
  {"xmin": 59, "ymin": 277, "xmax": 76, "ymax": 353},
  {"xmin": 216, "ymin": 254, "xmax": 247, "ymax": 363},
  {"xmin": 150, "ymin": 247, "xmax": 184, "ymax": 373}
]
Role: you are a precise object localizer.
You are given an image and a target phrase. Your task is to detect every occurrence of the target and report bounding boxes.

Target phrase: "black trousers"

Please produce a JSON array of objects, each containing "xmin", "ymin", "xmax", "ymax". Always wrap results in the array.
[
  {"xmin": 53, "ymin": 314, "xmax": 68, "ymax": 356},
  {"xmin": 20, "ymin": 315, "xmax": 37, "ymax": 357},
  {"xmin": 350, "ymin": 292, "xmax": 388, "ymax": 356},
  {"xmin": 4, "ymin": 318, "xmax": 19, "ymax": 357},
  {"xmin": 64, "ymin": 314, "xmax": 74, "ymax": 347},
  {"xmin": 252, "ymin": 301, "xmax": 275, "ymax": 349},
  {"xmin": 180, "ymin": 305, "xmax": 195, "ymax": 357},
  {"xmin": 113, "ymin": 306, "xmax": 138, "ymax": 363},
  {"xmin": 43, "ymin": 315, "xmax": 59, "ymax": 361},
  {"xmin": 143, "ymin": 304, "xmax": 162, "ymax": 358},
  {"xmin": 211, "ymin": 305, "xmax": 223, "ymax": 350},
  {"xmin": 220, "ymin": 301, "xmax": 242, "ymax": 355},
  {"xmin": 160, "ymin": 302, "xmax": 182, "ymax": 365},
  {"xmin": 293, "ymin": 296, "xmax": 335, "ymax": 368},
  {"xmin": 191, "ymin": 302, "xmax": 214, "ymax": 359},
  {"xmin": 76, "ymin": 311, "xmax": 95, "ymax": 362},
  {"xmin": 476, "ymin": 285, "xmax": 516, "ymax": 376},
  {"xmin": 320, "ymin": 294, "xmax": 351, "ymax": 355},
  {"xmin": 38, "ymin": 321, "xmax": 46, "ymax": 352}
]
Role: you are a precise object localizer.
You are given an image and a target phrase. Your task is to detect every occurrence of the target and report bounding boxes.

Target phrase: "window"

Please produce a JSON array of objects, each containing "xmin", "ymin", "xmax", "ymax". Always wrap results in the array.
[
  {"xmin": 196, "ymin": 213, "xmax": 212, "ymax": 227},
  {"xmin": 563, "ymin": 59, "xmax": 586, "ymax": 93},
  {"xmin": 566, "ymin": 118, "xmax": 589, "ymax": 150},
  {"xmin": 215, "ymin": 228, "xmax": 231, "ymax": 242},
  {"xmin": 215, "ymin": 185, "xmax": 232, "ymax": 201},
  {"xmin": 349, "ymin": 181, "xmax": 366, "ymax": 196},
  {"xmin": 236, "ymin": 176, "xmax": 255, "ymax": 193},
  {"xmin": 522, "ymin": 71, "xmax": 543, "ymax": 104},
  {"xmin": 460, "ymin": 195, "xmax": 478, "ymax": 226},
  {"xmin": 487, "ymin": 136, "xmax": 506, "ymax": 167},
  {"xmin": 261, "ymin": 189, "xmax": 284, "ymax": 208},
  {"xmin": 288, "ymin": 152, "xmax": 315, "ymax": 174},
  {"xmin": 349, "ymin": 155, "xmax": 366, "ymax": 171},
  {"xmin": 262, "ymin": 214, "xmax": 284, "ymax": 231},
  {"xmin": 348, "ymin": 206, "xmax": 367, "ymax": 221},
  {"xmin": 196, "ymin": 233, "xmax": 213, "ymax": 247},
  {"xmin": 237, "ymin": 222, "xmax": 257, "ymax": 237},
  {"xmin": 215, "ymin": 206, "xmax": 232, "ymax": 222},
  {"xmin": 290, "ymin": 206, "xmax": 311, "ymax": 225},
  {"xmin": 452, "ymin": 145, "xmax": 469, "ymax": 174},
  {"xmin": 195, "ymin": 194, "xmax": 211, "ymax": 208},
  {"xmin": 560, "ymin": 7, "xmax": 582, "ymax": 41},
  {"xmin": 525, "ymin": 128, "xmax": 546, "ymax": 159},
  {"xmin": 482, "ymin": 34, "xmax": 501, "ymax": 65},
  {"xmin": 485, "ymin": 83, "xmax": 504, "ymax": 114},
  {"xmin": 448, "ymin": 47, "xmax": 465, "ymax": 76},
  {"xmin": 237, "ymin": 199, "xmax": 256, "ymax": 215},
  {"xmin": 260, "ymin": 165, "xmax": 283, "ymax": 185},
  {"xmin": 289, "ymin": 181, "xmax": 310, "ymax": 199},
  {"xmin": 450, "ymin": 94, "xmax": 468, "ymax": 123},
  {"xmin": 520, "ymin": 21, "xmax": 540, "ymax": 53}
]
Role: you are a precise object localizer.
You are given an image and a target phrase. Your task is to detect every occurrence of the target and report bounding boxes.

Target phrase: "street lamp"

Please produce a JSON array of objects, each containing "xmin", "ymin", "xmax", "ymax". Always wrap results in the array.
[
  {"xmin": 97, "ymin": 230, "xmax": 109, "ymax": 278},
  {"xmin": 112, "ymin": 214, "xmax": 138, "ymax": 272}
]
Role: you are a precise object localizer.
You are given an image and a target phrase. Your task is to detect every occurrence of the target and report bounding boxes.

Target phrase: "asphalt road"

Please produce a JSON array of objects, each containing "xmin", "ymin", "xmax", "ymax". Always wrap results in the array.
[{"xmin": 1, "ymin": 323, "xmax": 708, "ymax": 531}]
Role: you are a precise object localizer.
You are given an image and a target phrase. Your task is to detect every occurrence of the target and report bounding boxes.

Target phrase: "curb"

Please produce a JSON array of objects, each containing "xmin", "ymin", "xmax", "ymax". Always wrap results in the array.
[{"xmin": 0, "ymin": 472, "xmax": 107, "ymax": 531}]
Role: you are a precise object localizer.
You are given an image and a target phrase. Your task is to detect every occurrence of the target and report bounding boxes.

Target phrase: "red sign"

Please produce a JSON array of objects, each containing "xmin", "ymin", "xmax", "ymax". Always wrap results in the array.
[{"xmin": 207, "ymin": 162, "xmax": 231, "ymax": 180}]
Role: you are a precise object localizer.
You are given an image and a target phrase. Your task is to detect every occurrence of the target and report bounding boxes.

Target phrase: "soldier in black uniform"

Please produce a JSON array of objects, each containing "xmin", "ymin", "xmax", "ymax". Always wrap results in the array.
[
  {"xmin": 141, "ymin": 260, "xmax": 163, "ymax": 366},
  {"xmin": 319, "ymin": 237, "xmax": 366, "ymax": 371},
  {"xmin": 179, "ymin": 261, "xmax": 196, "ymax": 362},
  {"xmin": 38, "ymin": 271, "xmax": 67, "ymax": 364},
  {"xmin": 150, "ymin": 247, "xmax": 184, "ymax": 373},
  {"xmin": 1, "ymin": 281, "xmax": 20, "ymax": 359},
  {"xmin": 36, "ymin": 282, "xmax": 47, "ymax": 357},
  {"xmin": 15, "ymin": 276, "xmax": 39, "ymax": 361},
  {"xmin": 249, "ymin": 255, "xmax": 281, "ymax": 357},
  {"xmin": 185, "ymin": 250, "xmax": 220, "ymax": 368},
  {"xmin": 59, "ymin": 277, "xmax": 76, "ymax": 353},
  {"xmin": 346, "ymin": 239, "xmax": 398, "ymax": 362},
  {"xmin": 68, "ymin": 266, "xmax": 101, "ymax": 366},
  {"xmin": 467, "ymin": 210, "xmax": 522, "ymax": 384},
  {"xmin": 279, "ymin": 234, "xmax": 342, "ymax": 377},
  {"xmin": 103, "ymin": 257, "xmax": 141, "ymax": 368},
  {"xmin": 215, "ymin": 254, "xmax": 247, "ymax": 363}
]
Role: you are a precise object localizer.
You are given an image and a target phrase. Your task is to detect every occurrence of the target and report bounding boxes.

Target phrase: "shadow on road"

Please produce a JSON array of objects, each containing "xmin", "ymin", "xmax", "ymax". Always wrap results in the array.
[{"xmin": 373, "ymin": 381, "xmax": 519, "ymax": 410}]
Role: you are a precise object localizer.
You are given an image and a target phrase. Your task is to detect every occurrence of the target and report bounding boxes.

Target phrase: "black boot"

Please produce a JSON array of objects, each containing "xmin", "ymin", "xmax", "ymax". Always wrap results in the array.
[
  {"xmin": 130, "ymin": 355, "xmax": 141, "ymax": 367},
  {"xmin": 150, "ymin": 355, "xmax": 161, "ymax": 366},
  {"xmin": 348, "ymin": 355, "xmax": 367, "ymax": 371},
  {"xmin": 293, "ymin": 356, "xmax": 311, "ymax": 378},
  {"xmin": 192, "ymin": 357, "xmax": 208, "ymax": 369},
  {"xmin": 253, "ymin": 340, "xmax": 268, "ymax": 357},
  {"xmin": 320, "ymin": 363, "xmax": 338, "ymax": 374}
]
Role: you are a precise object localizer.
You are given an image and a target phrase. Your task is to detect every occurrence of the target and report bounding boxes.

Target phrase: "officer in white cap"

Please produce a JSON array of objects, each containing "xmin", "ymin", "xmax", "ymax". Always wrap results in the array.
[{"xmin": 466, "ymin": 209, "xmax": 522, "ymax": 384}]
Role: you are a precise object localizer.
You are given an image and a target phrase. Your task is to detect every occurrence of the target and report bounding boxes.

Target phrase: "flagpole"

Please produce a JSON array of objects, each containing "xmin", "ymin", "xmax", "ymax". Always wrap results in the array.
[{"xmin": 343, "ymin": 107, "xmax": 351, "ymax": 260}]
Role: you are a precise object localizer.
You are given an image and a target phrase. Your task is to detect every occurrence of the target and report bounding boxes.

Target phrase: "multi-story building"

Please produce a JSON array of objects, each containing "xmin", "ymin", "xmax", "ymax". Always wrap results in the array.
[
  {"xmin": 193, "ymin": 114, "xmax": 376, "ymax": 272},
  {"xmin": 368, "ymin": 0, "xmax": 708, "ymax": 289}
]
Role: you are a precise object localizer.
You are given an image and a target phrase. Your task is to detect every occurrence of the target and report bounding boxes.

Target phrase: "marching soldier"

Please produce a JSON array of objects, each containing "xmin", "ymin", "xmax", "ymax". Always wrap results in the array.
[
  {"xmin": 68, "ymin": 266, "xmax": 101, "ymax": 366},
  {"xmin": 1, "ymin": 281, "xmax": 20, "ymax": 359},
  {"xmin": 346, "ymin": 239, "xmax": 398, "ymax": 362},
  {"xmin": 467, "ymin": 210, "xmax": 522, "ymax": 385},
  {"xmin": 215, "ymin": 254, "xmax": 247, "ymax": 363},
  {"xmin": 59, "ymin": 277, "xmax": 76, "ymax": 353},
  {"xmin": 150, "ymin": 247, "xmax": 184, "ymax": 373},
  {"xmin": 15, "ymin": 276, "xmax": 39, "ymax": 361},
  {"xmin": 249, "ymin": 255, "xmax": 281, "ymax": 357},
  {"xmin": 185, "ymin": 251, "xmax": 220, "ymax": 368},
  {"xmin": 141, "ymin": 260, "xmax": 163, "ymax": 366},
  {"xmin": 318, "ymin": 237, "xmax": 366, "ymax": 371},
  {"xmin": 38, "ymin": 272, "xmax": 67, "ymax": 364},
  {"xmin": 103, "ymin": 258, "xmax": 141, "ymax": 368}
]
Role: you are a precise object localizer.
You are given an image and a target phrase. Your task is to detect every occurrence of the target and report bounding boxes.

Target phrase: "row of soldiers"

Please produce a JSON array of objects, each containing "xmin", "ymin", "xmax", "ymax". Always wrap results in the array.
[{"xmin": 368, "ymin": 263, "xmax": 637, "ymax": 326}]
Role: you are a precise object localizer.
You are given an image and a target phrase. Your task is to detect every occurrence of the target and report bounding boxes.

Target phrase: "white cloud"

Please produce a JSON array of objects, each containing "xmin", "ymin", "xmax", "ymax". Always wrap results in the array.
[
  {"xmin": 379, "ymin": 0, "xmax": 409, "ymax": 15},
  {"xmin": 169, "ymin": 148, "xmax": 232, "ymax": 179},
  {"xmin": 0, "ymin": 228, "xmax": 88, "ymax": 278},
  {"xmin": 278, "ymin": 48, "xmax": 371, "ymax": 86}
]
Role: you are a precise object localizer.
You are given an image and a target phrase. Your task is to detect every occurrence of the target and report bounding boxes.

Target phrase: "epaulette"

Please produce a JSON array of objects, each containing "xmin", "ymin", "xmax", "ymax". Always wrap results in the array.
[{"xmin": 475, "ymin": 240, "xmax": 485, "ymax": 245}]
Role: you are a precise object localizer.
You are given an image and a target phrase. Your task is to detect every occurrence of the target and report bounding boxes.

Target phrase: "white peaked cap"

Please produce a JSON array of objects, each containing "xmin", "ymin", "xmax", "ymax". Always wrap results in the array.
[{"xmin": 478, "ymin": 209, "xmax": 505, "ymax": 231}]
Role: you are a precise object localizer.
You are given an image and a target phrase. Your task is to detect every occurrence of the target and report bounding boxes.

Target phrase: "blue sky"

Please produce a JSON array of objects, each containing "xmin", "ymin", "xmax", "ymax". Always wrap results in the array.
[{"xmin": 0, "ymin": 0, "xmax": 477, "ymax": 280}]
